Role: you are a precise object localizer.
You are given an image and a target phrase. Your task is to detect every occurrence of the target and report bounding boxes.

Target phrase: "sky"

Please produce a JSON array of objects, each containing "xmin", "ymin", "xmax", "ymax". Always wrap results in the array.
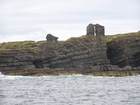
[{"xmin": 0, "ymin": 0, "xmax": 140, "ymax": 42}]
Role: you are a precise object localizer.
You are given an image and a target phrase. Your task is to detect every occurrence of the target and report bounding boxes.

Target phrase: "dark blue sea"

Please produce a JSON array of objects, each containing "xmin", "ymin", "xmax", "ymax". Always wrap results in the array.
[{"xmin": 0, "ymin": 73, "xmax": 140, "ymax": 105}]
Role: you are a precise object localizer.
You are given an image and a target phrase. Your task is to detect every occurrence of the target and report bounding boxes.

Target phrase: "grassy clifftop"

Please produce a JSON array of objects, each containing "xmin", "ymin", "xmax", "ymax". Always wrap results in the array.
[
  {"xmin": 105, "ymin": 31, "xmax": 140, "ymax": 43},
  {"xmin": 0, "ymin": 31, "xmax": 140, "ymax": 50},
  {"xmin": 0, "ymin": 40, "xmax": 47, "ymax": 51},
  {"xmin": 0, "ymin": 35, "xmax": 97, "ymax": 51}
]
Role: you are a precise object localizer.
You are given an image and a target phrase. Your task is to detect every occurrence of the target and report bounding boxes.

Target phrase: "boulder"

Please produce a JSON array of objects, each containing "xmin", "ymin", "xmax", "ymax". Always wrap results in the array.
[{"xmin": 46, "ymin": 34, "xmax": 58, "ymax": 42}]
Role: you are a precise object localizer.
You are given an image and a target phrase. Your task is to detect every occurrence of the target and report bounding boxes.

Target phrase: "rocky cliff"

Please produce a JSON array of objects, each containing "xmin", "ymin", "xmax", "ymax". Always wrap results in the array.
[
  {"xmin": 107, "ymin": 31, "xmax": 140, "ymax": 68},
  {"xmin": 0, "ymin": 35, "xmax": 110, "ymax": 71},
  {"xmin": 0, "ymin": 26, "xmax": 140, "ymax": 76}
]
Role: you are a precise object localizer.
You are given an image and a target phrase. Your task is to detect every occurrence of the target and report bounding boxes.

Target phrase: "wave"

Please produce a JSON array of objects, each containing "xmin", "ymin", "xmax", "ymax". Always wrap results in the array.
[{"xmin": 0, "ymin": 72, "xmax": 4, "ymax": 76}]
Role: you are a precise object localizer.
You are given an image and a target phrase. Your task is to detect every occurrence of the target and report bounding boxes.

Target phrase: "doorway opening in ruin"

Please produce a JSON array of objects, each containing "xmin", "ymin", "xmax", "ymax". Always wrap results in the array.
[
  {"xmin": 33, "ymin": 60, "xmax": 43, "ymax": 68},
  {"xmin": 94, "ymin": 26, "xmax": 96, "ymax": 36}
]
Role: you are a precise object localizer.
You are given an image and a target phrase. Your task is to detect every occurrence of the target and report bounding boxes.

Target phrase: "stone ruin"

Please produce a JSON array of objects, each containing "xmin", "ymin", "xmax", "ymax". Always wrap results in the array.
[
  {"xmin": 86, "ymin": 23, "xmax": 105, "ymax": 36},
  {"xmin": 46, "ymin": 23, "xmax": 104, "ymax": 42},
  {"xmin": 46, "ymin": 34, "xmax": 58, "ymax": 42}
]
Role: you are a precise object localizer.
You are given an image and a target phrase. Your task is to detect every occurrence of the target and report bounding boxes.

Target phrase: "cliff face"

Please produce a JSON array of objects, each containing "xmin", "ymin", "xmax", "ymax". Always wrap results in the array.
[
  {"xmin": 0, "ymin": 49, "xmax": 37, "ymax": 70},
  {"xmin": 0, "ymin": 31, "xmax": 140, "ymax": 76},
  {"xmin": 0, "ymin": 35, "xmax": 110, "ymax": 71},
  {"xmin": 107, "ymin": 31, "xmax": 140, "ymax": 68},
  {"xmin": 39, "ymin": 36, "xmax": 110, "ymax": 70}
]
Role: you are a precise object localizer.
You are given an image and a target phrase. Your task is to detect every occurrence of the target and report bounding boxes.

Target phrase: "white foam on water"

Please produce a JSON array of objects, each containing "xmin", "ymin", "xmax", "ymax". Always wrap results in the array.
[
  {"xmin": 0, "ymin": 72, "xmax": 4, "ymax": 77},
  {"xmin": 72, "ymin": 74, "xmax": 83, "ymax": 76}
]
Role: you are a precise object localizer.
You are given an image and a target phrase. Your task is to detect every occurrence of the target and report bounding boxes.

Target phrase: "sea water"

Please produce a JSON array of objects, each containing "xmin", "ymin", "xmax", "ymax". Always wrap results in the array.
[{"xmin": 0, "ymin": 73, "xmax": 140, "ymax": 105}]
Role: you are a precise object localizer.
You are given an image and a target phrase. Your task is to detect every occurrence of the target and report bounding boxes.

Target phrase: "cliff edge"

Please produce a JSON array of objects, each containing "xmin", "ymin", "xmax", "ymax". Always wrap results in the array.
[{"xmin": 0, "ymin": 24, "xmax": 140, "ymax": 76}]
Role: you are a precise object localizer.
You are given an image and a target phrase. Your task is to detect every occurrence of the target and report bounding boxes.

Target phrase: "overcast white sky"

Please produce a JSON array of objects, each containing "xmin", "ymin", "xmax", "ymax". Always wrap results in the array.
[{"xmin": 0, "ymin": 0, "xmax": 140, "ymax": 42}]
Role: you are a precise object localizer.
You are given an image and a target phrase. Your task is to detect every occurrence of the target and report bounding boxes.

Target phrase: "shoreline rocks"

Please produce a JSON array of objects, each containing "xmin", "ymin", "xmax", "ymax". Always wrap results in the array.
[{"xmin": 1, "ymin": 68, "xmax": 140, "ymax": 76}]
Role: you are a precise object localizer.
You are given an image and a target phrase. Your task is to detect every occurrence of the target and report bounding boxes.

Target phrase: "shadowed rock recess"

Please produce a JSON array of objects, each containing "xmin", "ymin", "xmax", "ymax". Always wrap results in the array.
[{"xmin": 0, "ymin": 24, "xmax": 140, "ymax": 76}]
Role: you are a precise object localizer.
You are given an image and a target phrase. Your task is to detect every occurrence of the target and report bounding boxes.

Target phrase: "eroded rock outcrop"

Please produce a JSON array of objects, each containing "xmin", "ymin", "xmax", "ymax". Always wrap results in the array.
[
  {"xmin": 0, "ymin": 35, "xmax": 110, "ymax": 71},
  {"xmin": 46, "ymin": 34, "xmax": 58, "ymax": 42},
  {"xmin": 107, "ymin": 32, "xmax": 140, "ymax": 68},
  {"xmin": 39, "ymin": 35, "xmax": 110, "ymax": 70},
  {"xmin": 0, "ymin": 49, "xmax": 37, "ymax": 70},
  {"xmin": 0, "ymin": 24, "xmax": 140, "ymax": 76}
]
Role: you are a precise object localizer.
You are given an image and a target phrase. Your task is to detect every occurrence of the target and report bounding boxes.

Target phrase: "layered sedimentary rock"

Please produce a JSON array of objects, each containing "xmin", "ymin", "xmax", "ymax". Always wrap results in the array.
[
  {"xmin": 107, "ymin": 33, "xmax": 140, "ymax": 68},
  {"xmin": 0, "ymin": 23, "xmax": 140, "ymax": 76},
  {"xmin": 0, "ymin": 49, "xmax": 37, "ymax": 70},
  {"xmin": 0, "ymin": 35, "xmax": 110, "ymax": 71},
  {"xmin": 40, "ymin": 36, "xmax": 110, "ymax": 70}
]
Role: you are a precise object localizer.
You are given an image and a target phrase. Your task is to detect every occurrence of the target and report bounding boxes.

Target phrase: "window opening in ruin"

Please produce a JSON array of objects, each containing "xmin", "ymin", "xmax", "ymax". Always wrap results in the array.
[
  {"xmin": 94, "ymin": 26, "xmax": 96, "ymax": 36},
  {"xmin": 33, "ymin": 60, "xmax": 43, "ymax": 68}
]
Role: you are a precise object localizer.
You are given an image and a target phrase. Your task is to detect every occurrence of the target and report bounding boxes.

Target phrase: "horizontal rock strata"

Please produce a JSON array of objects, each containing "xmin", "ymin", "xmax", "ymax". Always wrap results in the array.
[
  {"xmin": 0, "ymin": 31, "xmax": 140, "ymax": 76},
  {"xmin": 107, "ymin": 34, "xmax": 140, "ymax": 68},
  {"xmin": 0, "ymin": 36, "xmax": 110, "ymax": 71}
]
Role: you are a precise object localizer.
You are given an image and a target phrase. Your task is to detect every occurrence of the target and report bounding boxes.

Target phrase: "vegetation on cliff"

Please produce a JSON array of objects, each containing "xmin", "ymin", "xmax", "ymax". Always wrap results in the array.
[
  {"xmin": 105, "ymin": 31, "xmax": 140, "ymax": 43},
  {"xmin": 0, "ymin": 31, "xmax": 139, "ymax": 51},
  {"xmin": 0, "ymin": 35, "xmax": 109, "ymax": 71},
  {"xmin": 107, "ymin": 30, "xmax": 140, "ymax": 68},
  {"xmin": 0, "ymin": 40, "xmax": 47, "ymax": 51},
  {"xmin": 0, "ymin": 30, "xmax": 140, "ymax": 76},
  {"xmin": 0, "ymin": 35, "xmax": 98, "ymax": 51}
]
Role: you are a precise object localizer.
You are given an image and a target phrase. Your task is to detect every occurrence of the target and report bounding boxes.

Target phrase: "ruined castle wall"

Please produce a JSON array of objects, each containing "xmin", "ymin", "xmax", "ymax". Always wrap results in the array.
[
  {"xmin": 86, "ymin": 23, "xmax": 105, "ymax": 36},
  {"xmin": 96, "ymin": 24, "xmax": 105, "ymax": 35}
]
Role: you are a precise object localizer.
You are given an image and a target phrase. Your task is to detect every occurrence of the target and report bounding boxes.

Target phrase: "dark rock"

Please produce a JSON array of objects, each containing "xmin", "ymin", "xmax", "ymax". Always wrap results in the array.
[
  {"xmin": 46, "ymin": 34, "xmax": 58, "ymax": 42},
  {"xmin": 107, "ymin": 34, "xmax": 140, "ymax": 68},
  {"xmin": 0, "ymin": 24, "xmax": 140, "ymax": 76},
  {"xmin": 0, "ymin": 35, "xmax": 110, "ymax": 71}
]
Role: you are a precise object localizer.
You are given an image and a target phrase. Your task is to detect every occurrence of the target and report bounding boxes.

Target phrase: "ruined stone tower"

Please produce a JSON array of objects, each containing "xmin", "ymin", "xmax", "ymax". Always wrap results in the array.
[{"xmin": 86, "ymin": 23, "xmax": 105, "ymax": 36}]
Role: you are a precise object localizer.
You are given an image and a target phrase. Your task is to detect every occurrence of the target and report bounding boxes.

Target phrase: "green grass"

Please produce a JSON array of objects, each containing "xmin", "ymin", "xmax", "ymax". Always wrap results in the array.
[
  {"xmin": 0, "ymin": 40, "xmax": 47, "ymax": 51},
  {"xmin": 0, "ymin": 41, "xmax": 35, "ymax": 49},
  {"xmin": 0, "ymin": 31, "xmax": 139, "ymax": 50},
  {"xmin": 66, "ymin": 35, "xmax": 89, "ymax": 41},
  {"xmin": 106, "ymin": 31, "xmax": 140, "ymax": 43}
]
